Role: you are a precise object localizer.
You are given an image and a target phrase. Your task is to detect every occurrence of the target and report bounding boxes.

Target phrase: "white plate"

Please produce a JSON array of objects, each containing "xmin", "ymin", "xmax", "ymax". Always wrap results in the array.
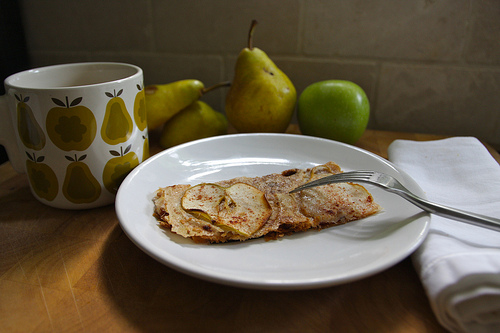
[{"xmin": 116, "ymin": 133, "xmax": 430, "ymax": 290}]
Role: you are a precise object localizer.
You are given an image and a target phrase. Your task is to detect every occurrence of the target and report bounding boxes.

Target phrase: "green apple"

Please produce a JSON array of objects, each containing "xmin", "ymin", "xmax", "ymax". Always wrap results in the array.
[{"xmin": 297, "ymin": 80, "xmax": 370, "ymax": 144}]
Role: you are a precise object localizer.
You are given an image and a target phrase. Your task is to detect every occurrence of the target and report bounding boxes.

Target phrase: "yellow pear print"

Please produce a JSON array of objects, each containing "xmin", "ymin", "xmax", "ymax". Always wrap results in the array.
[
  {"xmin": 102, "ymin": 144, "xmax": 139, "ymax": 194},
  {"xmin": 101, "ymin": 89, "xmax": 133, "ymax": 145},
  {"xmin": 46, "ymin": 96, "xmax": 97, "ymax": 151},
  {"xmin": 62, "ymin": 154, "xmax": 101, "ymax": 204},
  {"xmin": 134, "ymin": 84, "xmax": 147, "ymax": 131},
  {"xmin": 16, "ymin": 94, "xmax": 46, "ymax": 150},
  {"xmin": 25, "ymin": 152, "xmax": 58, "ymax": 201}
]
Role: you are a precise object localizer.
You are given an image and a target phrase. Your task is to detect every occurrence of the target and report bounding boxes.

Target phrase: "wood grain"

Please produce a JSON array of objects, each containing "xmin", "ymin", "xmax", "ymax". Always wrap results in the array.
[{"xmin": 1, "ymin": 128, "xmax": 498, "ymax": 332}]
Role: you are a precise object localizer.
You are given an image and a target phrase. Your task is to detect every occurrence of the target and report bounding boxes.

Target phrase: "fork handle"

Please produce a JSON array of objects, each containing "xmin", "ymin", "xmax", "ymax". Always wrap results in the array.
[{"xmin": 394, "ymin": 190, "xmax": 500, "ymax": 231}]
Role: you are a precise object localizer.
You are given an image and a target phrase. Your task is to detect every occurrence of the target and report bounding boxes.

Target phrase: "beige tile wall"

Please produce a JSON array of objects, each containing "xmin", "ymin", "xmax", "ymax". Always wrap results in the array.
[{"xmin": 20, "ymin": 0, "xmax": 500, "ymax": 149}]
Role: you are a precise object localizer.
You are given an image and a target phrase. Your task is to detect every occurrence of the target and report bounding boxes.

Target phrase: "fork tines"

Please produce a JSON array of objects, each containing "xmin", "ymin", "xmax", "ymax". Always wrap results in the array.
[{"xmin": 290, "ymin": 171, "xmax": 372, "ymax": 193}]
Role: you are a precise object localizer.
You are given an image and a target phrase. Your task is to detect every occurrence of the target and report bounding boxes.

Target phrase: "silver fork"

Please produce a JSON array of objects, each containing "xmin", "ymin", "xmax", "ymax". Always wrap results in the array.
[{"xmin": 290, "ymin": 170, "xmax": 500, "ymax": 231}]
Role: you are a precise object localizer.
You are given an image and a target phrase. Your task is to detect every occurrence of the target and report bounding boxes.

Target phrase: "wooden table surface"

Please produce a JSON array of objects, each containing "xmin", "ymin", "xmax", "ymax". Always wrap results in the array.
[{"xmin": 1, "ymin": 128, "xmax": 499, "ymax": 332}]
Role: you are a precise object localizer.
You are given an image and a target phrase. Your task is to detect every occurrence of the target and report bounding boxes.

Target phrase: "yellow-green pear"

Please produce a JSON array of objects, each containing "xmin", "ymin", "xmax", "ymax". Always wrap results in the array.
[
  {"xmin": 159, "ymin": 101, "xmax": 228, "ymax": 149},
  {"xmin": 225, "ymin": 20, "xmax": 296, "ymax": 133},
  {"xmin": 146, "ymin": 79, "xmax": 205, "ymax": 130},
  {"xmin": 146, "ymin": 80, "xmax": 230, "ymax": 131}
]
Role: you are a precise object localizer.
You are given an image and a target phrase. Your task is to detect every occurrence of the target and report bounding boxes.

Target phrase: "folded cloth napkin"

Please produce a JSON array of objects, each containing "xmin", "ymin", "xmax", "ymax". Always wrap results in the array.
[{"xmin": 387, "ymin": 137, "xmax": 500, "ymax": 333}]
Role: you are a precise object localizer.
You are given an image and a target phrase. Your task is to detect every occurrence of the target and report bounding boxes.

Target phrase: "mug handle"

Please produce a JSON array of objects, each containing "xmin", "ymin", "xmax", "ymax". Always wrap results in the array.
[{"xmin": 0, "ymin": 95, "xmax": 25, "ymax": 173}]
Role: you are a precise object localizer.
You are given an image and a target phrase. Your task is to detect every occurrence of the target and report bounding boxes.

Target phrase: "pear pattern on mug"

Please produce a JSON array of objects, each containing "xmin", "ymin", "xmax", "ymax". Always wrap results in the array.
[
  {"xmin": 16, "ymin": 94, "xmax": 46, "ymax": 150},
  {"xmin": 46, "ymin": 96, "xmax": 97, "ymax": 151},
  {"xmin": 25, "ymin": 152, "xmax": 58, "ymax": 201},
  {"xmin": 101, "ymin": 89, "xmax": 133, "ymax": 145},
  {"xmin": 63, "ymin": 154, "xmax": 101, "ymax": 204},
  {"xmin": 102, "ymin": 144, "xmax": 139, "ymax": 194},
  {"xmin": 134, "ymin": 84, "xmax": 147, "ymax": 131}
]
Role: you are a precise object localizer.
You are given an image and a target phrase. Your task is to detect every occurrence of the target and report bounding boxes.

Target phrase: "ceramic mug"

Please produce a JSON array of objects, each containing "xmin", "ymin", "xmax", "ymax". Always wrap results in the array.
[{"xmin": 0, "ymin": 62, "xmax": 149, "ymax": 209}]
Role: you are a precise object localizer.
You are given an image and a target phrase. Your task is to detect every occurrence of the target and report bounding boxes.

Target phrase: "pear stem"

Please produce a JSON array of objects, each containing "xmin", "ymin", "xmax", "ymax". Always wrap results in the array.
[
  {"xmin": 248, "ymin": 20, "xmax": 258, "ymax": 50},
  {"xmin": 145, "ymin": 85, "xmax": 157, "ymax": 95},
  {"xmin": 201, "ymin": 81, "xmax": 231, "ymax": 95}
]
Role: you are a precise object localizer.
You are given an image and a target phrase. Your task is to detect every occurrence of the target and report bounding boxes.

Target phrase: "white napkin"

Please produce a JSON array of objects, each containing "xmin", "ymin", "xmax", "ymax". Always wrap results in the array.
[{"xmin": 387, "ymin": 137, "xmax": 500, "ymax": 333}]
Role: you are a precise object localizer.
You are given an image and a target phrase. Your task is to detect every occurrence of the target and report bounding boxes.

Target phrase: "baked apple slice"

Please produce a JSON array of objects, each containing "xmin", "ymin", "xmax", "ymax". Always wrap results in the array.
[{"xmin": 181, "ymin": 183, "xmax": 271, "ymax": 236}]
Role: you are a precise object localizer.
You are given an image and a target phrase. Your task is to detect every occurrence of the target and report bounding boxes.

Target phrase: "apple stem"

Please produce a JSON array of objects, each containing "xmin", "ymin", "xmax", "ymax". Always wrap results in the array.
[
  {"xmin": 66, "ymin": 96, "xmax": 70, "ymax": 108},
  {"xmin": 201, "ymin": 81, "xmax": 231, "ymax": 95},
  {"xmin": 248, "ymin": 20, "xmax": 258, "ymax": 50}
]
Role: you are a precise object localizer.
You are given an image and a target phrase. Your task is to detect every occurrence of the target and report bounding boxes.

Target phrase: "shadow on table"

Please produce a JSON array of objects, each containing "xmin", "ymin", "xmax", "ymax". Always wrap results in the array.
[{"xmin": 96, "ymin": 224, "xmax": 446, "ymax": 332}]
